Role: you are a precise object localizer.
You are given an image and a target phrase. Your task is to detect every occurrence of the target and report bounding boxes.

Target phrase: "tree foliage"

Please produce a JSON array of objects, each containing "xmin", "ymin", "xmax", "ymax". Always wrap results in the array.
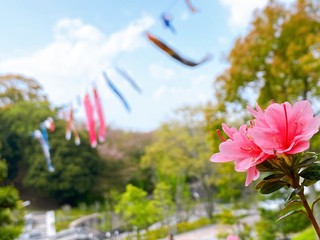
[
  {"xmin": 0, "ymin": 73, "xmax": 156, "ymax": 207},
  {"xmin": 97, "ymin": 128, "xmax": 155, "ymax": 193},
  {"xmin": 24, "ymin": 119, "xmax": 104, "ymax": 204},
  {"xmin": 0, "ymin": 101, "xmax": 53, "ymax": 181},
  {"xmin": 115, "ymin": 184, "xmax": 157, "ymax": 229},
  {"xmin": 141, "ymin": 106, "xmax": 218, "ymax": 218},
  {"xmin": 215, "ymin": 0, "xmax": 320, "ymax": 111},
  {"xmin": 142, "ymin": 106, "xmax": 211, "ymax": 178},
  {"xmin": 0, "ymin": 99, "xmax": 106, "ymax": 205},
  {"xmin": 207, "ymin": 0, "xmax": 320, "ymax": 228},
  {"xmin": 0, "ymin": 160, "xmax": 24, "ymax": 239},
  {"xmin": 208, "ymin": 0, "xmax": 320, "ymax": 201},
  {"xmin": 151, "ymin": 182, "xmax": 176, "ymax": 224},
  {"xmin": 0, "ymin": 74, "xmax": 47, "ymax": 106}
]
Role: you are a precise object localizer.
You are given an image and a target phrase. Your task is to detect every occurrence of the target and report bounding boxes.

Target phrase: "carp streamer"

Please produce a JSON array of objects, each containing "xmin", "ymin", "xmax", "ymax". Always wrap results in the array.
[
  {"xmin": 115, "ymin": 66, "xmax": 142, "ymax": 94},
  {"xmin": 31, "ymin": 129, "xmax": 54, "ymax": 172},
  {"xmin": 93, "ymin": 87, "xmax": 106, "ymax": 143},
  {"xmin": 103, "ymin": 71, "xmax": 131, "ymax": 112},
  {"xmin": 83, "ymin": 93, "xmax": 98, "ymax": 148},
  {"xmin": 185, "ymin": 0, "xmax": 198, "ymax": 13},
  {"xmin": 65, "ymin": 106, "xmax": 81, "ymax": 145},
  {"xmin": 161, "ymin": 13, "xmax": 176, "ymax": 34},
  {"xmin": 146, "ymin": 32, "xmax": 212, "ymax": 67}
]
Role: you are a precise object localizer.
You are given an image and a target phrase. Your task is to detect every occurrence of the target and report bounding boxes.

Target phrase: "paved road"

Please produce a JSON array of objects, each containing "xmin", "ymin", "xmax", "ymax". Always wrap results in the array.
[
  {"xmin": 167, "ymin": 224, "xmax": 228, "ymax": 240},
  {"xmin": 18, "ymin": 210, "xmax": 259, "ymax": 239},
  {"xmin": 18, "ymin": 211, "xmax": 56, "ymax": 240},
  {"xmin": 160, "ymin": 214, "xmax": 260, "ymax": 240}
]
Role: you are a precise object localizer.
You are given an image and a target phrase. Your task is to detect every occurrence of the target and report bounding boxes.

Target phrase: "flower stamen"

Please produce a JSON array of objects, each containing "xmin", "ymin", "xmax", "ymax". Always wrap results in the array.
[
  {"xmin": 283, "ymin": 104, "xmax": 289, "ymax": 147},
  {"xmin": 216, "ymin": 129, "xmax": 226, "ymax": 142}
]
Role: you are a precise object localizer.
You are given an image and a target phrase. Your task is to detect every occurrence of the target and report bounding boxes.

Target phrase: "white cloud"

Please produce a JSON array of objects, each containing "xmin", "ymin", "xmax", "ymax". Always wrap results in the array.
[
  {"xmin": 219, "ymin": 0, "xmax": 268, "ymax": 29},
  {"xmin": 153, "ymin": 86, "xmax": 168, "ymax": 99},
  {"xmin": 149, "ymin": 64, "xmax": 176, "ymax": 80},
  {"xmin": 153, "ymin": 85, "xmax": 191, "ymax": 103},
  {"xmin": 153, "ymin": 74, "xmax": 213, "ymax": 104},
  {"xmin": 0, "ymin": 16, "xmax": 155, "ymax": 106},
  {"xmin": 53, "ymin": 19, "xmax": 104, "ymax": 42},
  {"xmin": 219, "ymin": 0, "xmax": 296, "ymax": 30}
]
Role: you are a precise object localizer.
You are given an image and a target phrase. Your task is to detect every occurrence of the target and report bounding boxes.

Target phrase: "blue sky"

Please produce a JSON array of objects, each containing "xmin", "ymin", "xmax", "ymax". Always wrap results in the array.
[{"xmin": 0, "ymin": 0, "xmax": 281, "ymax": 132}]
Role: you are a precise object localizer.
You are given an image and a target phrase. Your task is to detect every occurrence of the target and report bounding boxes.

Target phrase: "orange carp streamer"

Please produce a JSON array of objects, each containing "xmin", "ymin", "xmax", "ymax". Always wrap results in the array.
[{"xmin": 146, "ymin": 32, "xmax": 212, "ymax": 67}]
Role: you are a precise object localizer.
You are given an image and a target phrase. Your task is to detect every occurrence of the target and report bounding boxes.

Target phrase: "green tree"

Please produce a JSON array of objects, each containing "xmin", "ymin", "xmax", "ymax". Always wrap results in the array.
[
  {"xmin": 204, "ymin": 103, "xmax": 247, "ymax": 204},
  {"xmin": 0, "ymin": 74, "xmax": 46, "ymax": 106},
  {"xmin": 115, "ymin": 184, "xmax": 157, "ymax": 230},
  {"xmin": 151, "ymin": 182, "xmax": 175, "ymax": 224},
  {"xmin": 0, "ymin": 100, "xmax": 106, "ymax": 205},
  {"xmin": 0, "ymin": 73, "xmax": 49, "ymax": 181},
  {"xmin": 142, "ymin": 106, "xmax": 217, "ymax": 219},
  {"xmin": 24, "ymin": 118, "xmax": 104, "ymax": 204},
  {"xmin": 0, "ymin": 101, "xmax": 53, "ymax": 182},
  {"xmin": 256, "ymin": 207, "xmax": 310, "ymax": 240},
  {"xmin": 0, "ymin": 160, "xmax": 24, "ymax": 239},
  {"xmin": 208, "ymin": 0, "xmax": 320, "ymax": 233},
  {"xmin": 97, "ymin": 128, "xmax": 155, "ymax": 193},
  {"xmin": 0, "ymin": 73, "xmax": 112, "ymax": 206},
  {"xmin": 214, "ymin": 0, "xmax": 320, "ymax": 111}
]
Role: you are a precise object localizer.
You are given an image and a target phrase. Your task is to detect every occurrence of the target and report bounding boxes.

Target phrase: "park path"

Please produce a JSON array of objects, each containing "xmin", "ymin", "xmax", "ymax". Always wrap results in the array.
[
  {"xmin": 168, "ymin": 224, "xmax": 227, "ymax": 240},
  {"xmin": 160, "ymin": 214, "xmax": 259, "ymax": 240},
  {"xmin": 18, "ymin": 211, "xmax": 56, "ymax": 239}
]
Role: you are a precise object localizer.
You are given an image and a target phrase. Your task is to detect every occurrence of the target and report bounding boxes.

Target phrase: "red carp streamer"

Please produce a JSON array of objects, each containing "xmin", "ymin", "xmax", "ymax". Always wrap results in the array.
[{"xmin": 83, "ymin": 93, "xmax": 97, "ymax": 148}]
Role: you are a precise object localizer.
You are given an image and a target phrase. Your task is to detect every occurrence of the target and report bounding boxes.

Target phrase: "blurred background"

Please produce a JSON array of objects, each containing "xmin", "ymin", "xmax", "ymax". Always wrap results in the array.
[{"xmin": 0, "ymin": 0, "xmax": 319, "ymax": 239}]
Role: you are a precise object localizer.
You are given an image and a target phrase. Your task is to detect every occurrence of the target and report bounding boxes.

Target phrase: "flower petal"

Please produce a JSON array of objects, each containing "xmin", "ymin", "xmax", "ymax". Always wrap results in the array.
[{"xmin": 245, "ymin": 166, "xmax": 260, "ymax": 186}]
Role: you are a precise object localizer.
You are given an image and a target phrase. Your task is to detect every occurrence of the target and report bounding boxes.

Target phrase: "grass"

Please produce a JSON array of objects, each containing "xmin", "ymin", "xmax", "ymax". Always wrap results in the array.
[
  {"xmin": 55, "ymin": 204, "xmax": 215, "ymax": 239},
  {"xmin": 54, "ymin": 204, "xmax": 96, "ymax": 232},
  {"xmin": 142, "ymin": 217, "xmax": 215, "ymax": 240},
  {"xmin": 291, "ymin": 226, "xmax": 317, "ymax": 240}
]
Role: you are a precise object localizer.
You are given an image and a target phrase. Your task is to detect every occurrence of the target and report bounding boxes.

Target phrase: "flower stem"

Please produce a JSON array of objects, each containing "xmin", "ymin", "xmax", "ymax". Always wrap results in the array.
[{"xmin": 298, "ymin": 189, "xmax": 320, "ymax": 239}]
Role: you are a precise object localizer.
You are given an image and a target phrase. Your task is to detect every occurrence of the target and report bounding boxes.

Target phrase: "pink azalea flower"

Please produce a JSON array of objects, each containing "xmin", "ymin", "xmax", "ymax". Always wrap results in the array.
[
  {"xmin": 226, "ymin": 235, "xmax": 240, "ymax": 240},
  {"xmin": 211, "ymin": 123, "xmax": 272, "ymax": 186},
  {"xmin": 248, "ymin": 100, "xmax": 320, "ymax": 155}
]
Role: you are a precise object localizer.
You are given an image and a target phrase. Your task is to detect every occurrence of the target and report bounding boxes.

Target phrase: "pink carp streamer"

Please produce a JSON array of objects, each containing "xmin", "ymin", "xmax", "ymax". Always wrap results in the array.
[
  {"xmin": 93, "ymin": 87, "xmax": 106, "ymax": 143},
  {"xmin": 65, "ymin": 106, "xmax": 81, "ymax": 145},
  {"xmin": 83, "ymin": 93, "xmax": 97, "ymax": 148}
]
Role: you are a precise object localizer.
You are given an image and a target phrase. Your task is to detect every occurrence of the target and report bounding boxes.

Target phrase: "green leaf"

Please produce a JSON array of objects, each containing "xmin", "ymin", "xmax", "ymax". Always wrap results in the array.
[
  {"xmin": 312, "ymin": 197, "xmax": 320, "ymax": 213},
  {"xmin": 285, "ymin": 188, "xmax": 301, "ymax": 204},
  {"xmin": 277, "ymin": 201, "xmax": 304, "ymax": 221},
  {"xmin": 305, "ymin": 152, "xmax": 317, "ymax": 155},
  {"xmin": 279, "ymin": 158, "xmax": 290, "ymax": 170},
  {"xmin": 256, "ymin": 160, "xmax": 279, "ymax": 172},
  {"xmin": 281, "ymin": 200, "xmax": 303, "ymax": 216},
  {"xmin": 299, "ymin": 164, "xmax": 320, "ymax": 180},
  {"xmin": 263, "ymin": 173, "xmax": 285, "ymax": 181},
  {"xmin": 281, "ymin": 175, "xmax": 293, "ymax": 185},
  {"xmin": 260, "ymin": 181, "xmax": 287, "ymax": 194},
  {"xmin": 277, "ymin": 210, "xmax": 305, "ymax": 221},
  {"xmin": 302, "ymin": 178, "xmax": 317, "ymax": 187},
  {"xmin": 297, "ymin": 155, "xmax": 318, "ymax": 168},
  {"xmin": 255, "ymin": 173, "xmax": 285, "ymax": 190},
  {"xmin": 255, "ymin": 181, "xmax": 266, "ymax": 190}
]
